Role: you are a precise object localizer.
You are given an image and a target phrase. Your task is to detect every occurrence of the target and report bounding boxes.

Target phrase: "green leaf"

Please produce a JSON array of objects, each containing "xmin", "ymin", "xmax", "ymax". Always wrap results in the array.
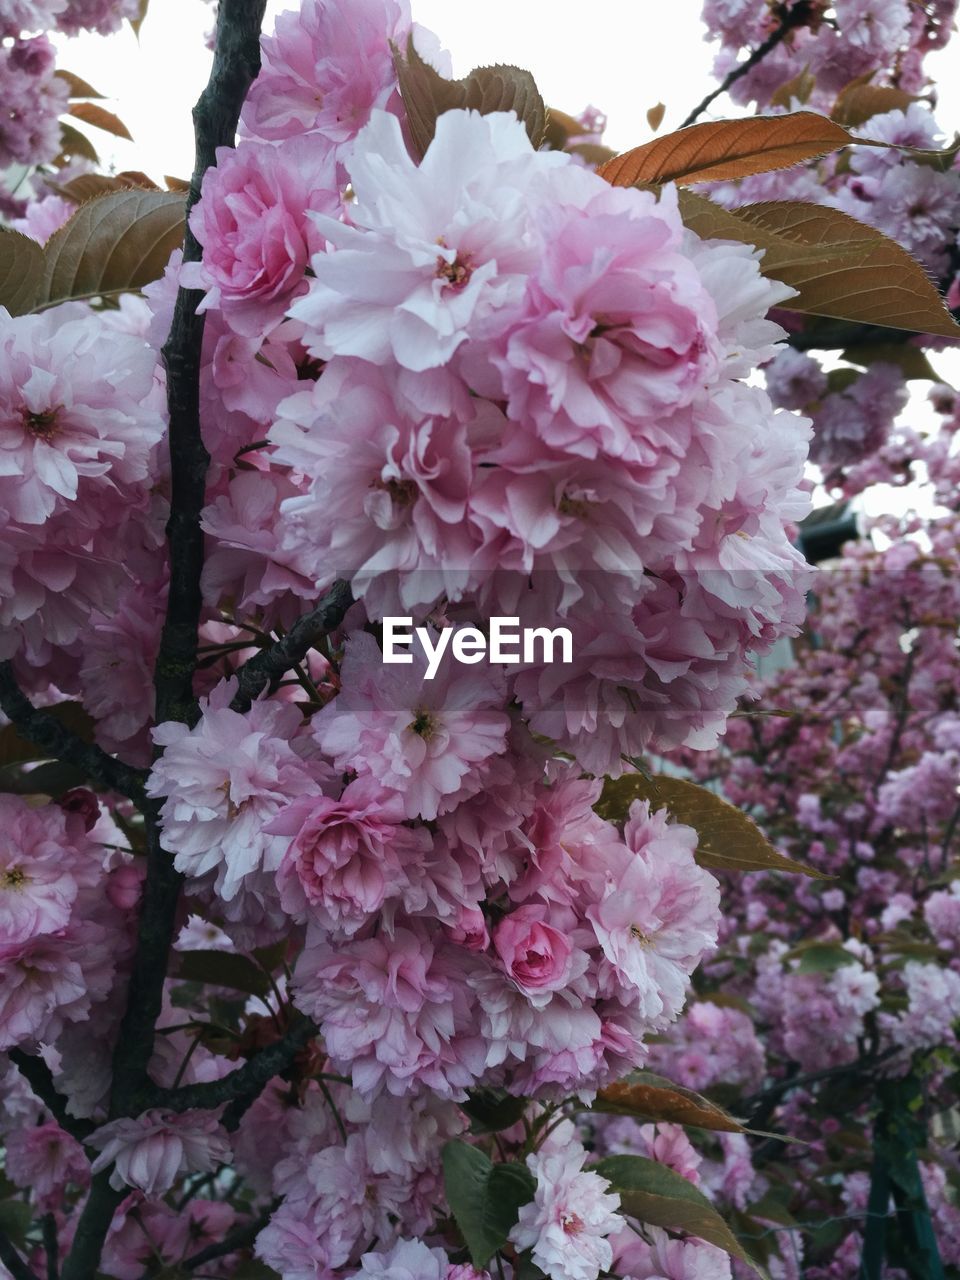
[
  {"xmin": 787, "ymin": 941, "xmax": 859, "ymax": 974},
  {"xmin": 0, "ymin": 702, "xmax": 95, "ymax": 769},
  {"xmin": 841, "ymin": 343, "xmax": 944, "ymax": 383},
  {"xmin": 0, "ymin": 1200, "xmax": 32, "ymax": 1245},
  {"xmin": 594, "ymin": 774, "xmax": 824, "ymax": 877},
  {"xmin": 462, "ymin": 1088, "xmax": 531, "ymax": 1135},
  {"xmin": 36, "ymin": 190, "xmax": 185, "ymax": 309},
  {"xmin": 676, "ymin": 191, "xmax": 960, "ymax": 339},
  {"xmin": 0, "ymin": 228, "xmax": 44, "ymax": 316},
  {"xmin": 174, "ymin": 951, "xmax": 272, "ymax": 997},
  {"xmin": 442, "ymin": 1140, "xmax": 536, "ymax": 1267},
  {"xmin": 394, "ymin": 36, "xmax": 546, "ymax": 161},
  {"xmin": 591, "ymin": 1155, "xmax": 768, "ymax": 1276}
]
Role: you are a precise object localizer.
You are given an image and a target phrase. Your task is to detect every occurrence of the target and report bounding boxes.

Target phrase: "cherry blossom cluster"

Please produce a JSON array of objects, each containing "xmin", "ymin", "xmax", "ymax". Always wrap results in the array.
[{"xmin": 652, "ymin": 498, "xmax": 960, "ymax": 1276}]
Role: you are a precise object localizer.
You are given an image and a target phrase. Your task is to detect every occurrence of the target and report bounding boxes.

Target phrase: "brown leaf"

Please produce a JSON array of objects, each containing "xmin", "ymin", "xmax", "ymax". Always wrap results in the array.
[
  {"xmin": 37, "ymin": 190, "xmax": 185, "ymax": 309},
  {"xmin": 596, "ymin": 1073, "xmax": 746, "ymax": 1132},
  {"xmin": 676, "ymin": 191, "xmax": 960, "ymax": 339},
  {"xmin": 115, "ymin": 170, "xmax": 159, "ymax": 189},
  {"xmin": 56, "ymin": 69, "xmax": 105, "ymax": 99},
  {"xmin": 0, "ymin": 229, "xmax": 44, "ymax": 316},
  {"xmin": 832, "ymin": 82, "xmax": 919, "ymax": 127},
  {"xmin": 130, "ymin": 0, "xmax": 149, "ymax": 36},
  {"xmin": 544, "ymin": 107, "xmax": 582, "ymax": 150},
  {"xmin": 595, "ymin": 773, "xmax": 824, "ymax": 876},
  {"xmin": 394, "ymin": 36, "xmax": 546, "ymax": 160},
  {"xmin": 68, "ymin": 102, "xmax": 133, "ymax": 141},
  {"xmin": 58, "ymin": 121, "xmax": 99, "ymax": 164},
  {"xmin": 164, "ymin": 175, "xmax": 191, "ymax": 193},
  {"xmin": 646, "ymin": 101, "xmax": 666, "ymax": 132},
  {"xmin": 770, "ymin": 68, "xmax": 816, "ymax": 109},
  {"xmin": 597, "ymin": 111, "xmax": 854, "ymax": 187}
]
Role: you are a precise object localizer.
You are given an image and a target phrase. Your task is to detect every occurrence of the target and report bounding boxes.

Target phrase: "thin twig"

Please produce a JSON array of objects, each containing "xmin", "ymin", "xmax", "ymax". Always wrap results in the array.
[
  {"xmin": 680, "ymin": 0, "xmax": 814, "ymax": 128},
  {"xmin": 0, "ymin": 662, "xmax": 146, "ymax": 803},
  {"xmin": 150, "ymin": 1015, "xmax": 318, "ymax": 1123},
  {"xmin": 182, "ymin": 1209, "xmax": 275, "ymax": 1270},
  {"xmin": 230, "ymin": 580, "xmax": 353, "ymax": 712}
]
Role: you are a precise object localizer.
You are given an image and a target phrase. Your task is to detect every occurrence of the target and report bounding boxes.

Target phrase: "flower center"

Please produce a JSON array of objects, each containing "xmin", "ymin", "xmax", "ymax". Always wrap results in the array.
[
  {"xmin": 630, "ymin": 924, "xmax": 652, "ymax": 945},
  {"xmin": 561, "ymin": 1212, "xmax": 584, "ymax": 1235},
  {"xmin": 218, "ymin": 779, "xmax": 245, "ymax": 821},
  {"xmin": 409, "ymin": 709, "xmax": 437, "ymax": 739},
  {"xmin": 373, "ymin": 476, "xmax": 417, "ymax": 508},
  {"xmin": 435, "ymin": 244, "xmax": 473, "ymax": 290},
  {"xmin": 2, "ymin": 867, "xmax": 26, "ymax": 890},
  {"xmin": 23, "ymin": 406, "xmax": 61, "ymax": 440}
]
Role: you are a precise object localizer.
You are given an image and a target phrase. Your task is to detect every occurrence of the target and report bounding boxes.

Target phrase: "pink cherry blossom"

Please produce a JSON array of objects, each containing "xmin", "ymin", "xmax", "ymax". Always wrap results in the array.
[{"xmin": 89, "ymin": 1109, "xmax": 231, "ymax": 1196}]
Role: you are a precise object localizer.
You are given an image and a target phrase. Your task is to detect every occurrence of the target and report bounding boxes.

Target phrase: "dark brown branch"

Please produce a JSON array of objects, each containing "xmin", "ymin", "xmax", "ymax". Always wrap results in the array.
[
  {"xmin": 230, "ymin": 580, "xmax": 354, "ymax": 712},
  {"xmin": 41, "ymin": 1215, "xmax": 58, "ymax": 1280},
  {"xmin": 0, "ymin": 662, "xmax": 146, "ymax": 803},
  {"xmin": 150, "ymin": 1015, "xmax": 318, "ymax": 1122},
  {"xmin": 680, "ymin": 0, "xmax": 814, "ymax": 128},
  {"xmin": 0, "ymin": 1232, "xmax": 39, "ymax": 1280},
  {"xmin": 8, "ymin": 1050, "xmax": 93, "ymax": 1142},
  {"xmin": 59, "ymin": 6, "xmax": 268, "ymax": 1278},
  {"xmin": 182, "ymin": 1209, "xmax": 274, "ymax": 1270},
  {"xmin": 155, "ymin": 0, "xmax": 268, "ymax": 730}
]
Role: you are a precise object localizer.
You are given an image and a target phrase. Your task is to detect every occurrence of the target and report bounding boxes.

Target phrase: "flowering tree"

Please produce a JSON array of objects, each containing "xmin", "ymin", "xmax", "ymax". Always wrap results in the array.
[{"xmin": 0, "ymin": 1, "xmax": 958, "ymax": 1279}]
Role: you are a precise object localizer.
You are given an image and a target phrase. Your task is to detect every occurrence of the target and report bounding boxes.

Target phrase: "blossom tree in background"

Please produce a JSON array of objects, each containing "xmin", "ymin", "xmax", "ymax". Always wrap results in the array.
[{"xmin": 0, "ymin": 1, "xmax": 958, "ymax": 1279}]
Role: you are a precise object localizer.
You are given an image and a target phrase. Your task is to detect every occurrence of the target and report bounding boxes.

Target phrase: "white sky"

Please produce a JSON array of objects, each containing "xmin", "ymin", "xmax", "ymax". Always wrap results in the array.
[{"xmin": 54, "ymin": 0, "xmax": 723, "ymax": 180}]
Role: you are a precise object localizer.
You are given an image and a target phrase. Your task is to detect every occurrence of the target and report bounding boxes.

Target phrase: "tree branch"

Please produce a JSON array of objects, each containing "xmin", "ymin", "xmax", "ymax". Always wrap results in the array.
[
  {"xmin": 182, "ymin": 1209, "xmax": 274, "ymax": 1270},
  {"xmin": 0, "ymin": 1233, "xmax": 39, "ymax": 1280},
  {"xmin": 230, "ymin": 580, "xmax": 354, "ymax": 712},
  {"xmin": 8, "ymin": 1050, "xmax": 93, "ymax": 1143},
  {"xmin": 150, "ymin": 1015, "xmax": 317, "ymax": 1123},
  {"xmin": 154, "ymin": 0, "xmax": 268, "ymax": 731},
  {"xmin": 680, "ymin": 0, "xmax": 814, "ymax": 128},
  {"xmin": 58, "ymin": 6, "xmax": 268, "ymax": 1278},
  {"xmin": 0, "ymin": 662, "xmax": 146, "ymax": 803}
]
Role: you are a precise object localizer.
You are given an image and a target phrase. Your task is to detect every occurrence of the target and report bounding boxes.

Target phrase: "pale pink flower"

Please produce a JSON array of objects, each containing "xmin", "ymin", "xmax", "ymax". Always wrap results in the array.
[
  {"xmin": 492, "ymin": 183, "xmax": 720, "ymax": 461},
  {"xmin": 290, "ymin": 109, "xmax": 569, "ymax": 371},
  {"xmin": 147, "ymin": 679, "xmax": 318, "ymax": 902},
  {"xmin": 510, "ymin": 1144, "xmax": 620, "ymax": 1280},
  {"xmin": 256, "ymin": 1208, "xmax": 337, "ymax": 1280},
  {"xmin": 241, "ymin": 0, "xmax": 432, "ymax": 148},
  {"xmin": 357, "ymin": 1239, "xmax": 450, "ymax": 1280},
  {"xmin": 0, "ymin": 302, "xmax": 162, "ymax": 526},
  {"xmin": 89, "ymin": 1109, "xmax": 231, "ymax": 1197},
  {"xmin": 268, "ymin": 776, "xmax": 427, "ymax": 936},
  {"xmin": 588, "ymin": 801, "xmax": 720, "ymax": 1025},
  {"xmin": 0, "ymin": 795, "xmax": 98, "ymax": 945},
  {"xmin": 4, "ymin": 1120, "xmax": 89, "ymax": 1208},
  {"xmin": 493, "ymin": 905, "xmax": 578, "ymax": 999},
  {"xmin": 611, "ymin": 1224, "xmax": 732, "ymax": 1279},
  {"xmin": 185, "ymin": 136, "xmax": 339, "ymax": 338},
  {"xmin": 293, "ymin": 924, "xmax": 484, "ymax": 1098},
  {"xmin": 313, "ymin": 630, "xmax": 510, "ymax": 821}
]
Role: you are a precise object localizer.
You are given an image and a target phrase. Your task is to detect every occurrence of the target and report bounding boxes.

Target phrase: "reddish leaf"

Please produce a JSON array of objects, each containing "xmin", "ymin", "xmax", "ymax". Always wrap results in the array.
[
  {"xmin": 68, "ymin": 102, "xmax": 133, "ymax": 141},
  {"xmin": 595, "ymin": 1073, "xmax": 746, "ymax": 1132},
  {"xmin": 394, "ymin": 36, "xmax": 546, "ymax": 160},
  {"xmin": 597, "ymin": 111, "xmax": 854, "ymax": 186}
]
